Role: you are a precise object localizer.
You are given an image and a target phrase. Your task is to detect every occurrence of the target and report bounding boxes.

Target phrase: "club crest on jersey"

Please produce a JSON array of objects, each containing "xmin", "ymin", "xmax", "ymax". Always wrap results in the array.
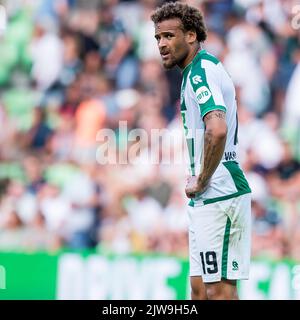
[
  {"xmin": 196, "ymin": 86, "xmax": 211, "ymax": 104},
  {"xmin": 192, "ymin": 75, "xmax": 202, "ymax": 84}
]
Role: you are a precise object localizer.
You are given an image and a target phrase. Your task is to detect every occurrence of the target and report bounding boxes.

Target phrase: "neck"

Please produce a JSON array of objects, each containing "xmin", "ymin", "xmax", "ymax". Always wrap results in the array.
[{"xmin": 180, "ymin": 43, "xmax": 202, "ymax": 70}]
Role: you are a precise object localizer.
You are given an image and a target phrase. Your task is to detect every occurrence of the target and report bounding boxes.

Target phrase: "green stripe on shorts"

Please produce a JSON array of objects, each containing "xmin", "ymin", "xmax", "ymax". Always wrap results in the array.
[{"xmin": 222, "ymin": 217, "xmax": 231, "ymax": 279}]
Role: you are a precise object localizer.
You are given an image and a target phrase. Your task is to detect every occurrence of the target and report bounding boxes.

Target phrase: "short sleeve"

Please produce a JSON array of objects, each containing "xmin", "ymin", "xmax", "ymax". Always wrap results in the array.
[{"xmin": 190, "ymin": 61, "xmax": 226, "ymax": 119}]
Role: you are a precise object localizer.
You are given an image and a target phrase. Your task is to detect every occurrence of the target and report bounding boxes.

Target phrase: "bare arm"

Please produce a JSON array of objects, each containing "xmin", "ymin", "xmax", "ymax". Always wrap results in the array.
[
  {"xmin": 185, "ymin": 110, "xmax": 227, "ymax": 198},
  {"xmin": 198, "ymin": 110, "xmax": 227, "ymax": 187}
]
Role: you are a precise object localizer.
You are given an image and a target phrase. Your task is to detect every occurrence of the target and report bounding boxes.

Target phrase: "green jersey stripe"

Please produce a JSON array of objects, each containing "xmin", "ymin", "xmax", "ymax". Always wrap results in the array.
[
  {"xmin": 188, "ymin": 199, "xmax": 195, "ymax": 207},
  {"xmin": 199, "ymin": 161, "xmax": 251, "ymax": 205},
  {"xmin": 186, "ymin": 138, "xmax": 195, "ymax": 176},
  {"xmin": 180, "ymin": 62, "xmax": 192, "ymax": 112},
  {"xmin": 202, "ymin": 190, "xmax": 250, "ymax": 205},
  {"xmin": 223, "ymin": 161, "xmax": 251, "ymax": 193}
]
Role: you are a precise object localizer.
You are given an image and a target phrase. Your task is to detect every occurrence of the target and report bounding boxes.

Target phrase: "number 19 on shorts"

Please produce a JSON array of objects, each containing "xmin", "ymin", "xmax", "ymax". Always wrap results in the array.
[{"xmin": 200, "ymin": 251, "xmax": 218, "ymax": 274}]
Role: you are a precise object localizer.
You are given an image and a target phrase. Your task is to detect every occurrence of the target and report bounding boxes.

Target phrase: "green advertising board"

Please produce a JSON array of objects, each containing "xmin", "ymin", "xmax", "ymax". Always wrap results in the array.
[{"xmin": 0, "ymin": 251, "xmax": 300, "ymax": 299}]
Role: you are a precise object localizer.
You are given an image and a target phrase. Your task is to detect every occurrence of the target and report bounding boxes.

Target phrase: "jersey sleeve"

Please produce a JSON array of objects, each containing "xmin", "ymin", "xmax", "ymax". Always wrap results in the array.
[{"xmin": 190, "ymin": 62, "xmax": 226, "ymax": 119}]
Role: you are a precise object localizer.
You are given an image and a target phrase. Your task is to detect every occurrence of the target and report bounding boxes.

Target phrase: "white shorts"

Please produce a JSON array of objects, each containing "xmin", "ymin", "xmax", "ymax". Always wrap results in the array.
[{"xmin": 188, "ymin": 193, "xmax": 251, "ymax": 283}]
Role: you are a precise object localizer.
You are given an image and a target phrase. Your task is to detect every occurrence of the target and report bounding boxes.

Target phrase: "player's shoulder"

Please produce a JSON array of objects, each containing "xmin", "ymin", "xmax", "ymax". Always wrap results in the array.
[
  {"xmin": 197, "ymin": 50, "xmax": 220, "ymax": 66},
  {"xmin": 189, "ymin": 50, "xmax": 222, "ymax": 88},
  {"xmin": 192, "ymin": 50, "xmax": 222, "ymax": 73}
]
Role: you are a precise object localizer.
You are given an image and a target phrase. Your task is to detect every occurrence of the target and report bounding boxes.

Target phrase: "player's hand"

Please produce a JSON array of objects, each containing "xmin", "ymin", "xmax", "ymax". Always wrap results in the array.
[{"xmin": 185, "ymin": 176, "xmax": 207, "ymax": 198}]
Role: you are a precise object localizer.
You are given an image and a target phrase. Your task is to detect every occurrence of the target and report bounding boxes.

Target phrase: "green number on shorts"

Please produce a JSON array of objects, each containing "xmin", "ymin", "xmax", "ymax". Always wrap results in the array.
[{"xmin": 200, "ymin": 251, "xmax": 218, "ymax": 274}]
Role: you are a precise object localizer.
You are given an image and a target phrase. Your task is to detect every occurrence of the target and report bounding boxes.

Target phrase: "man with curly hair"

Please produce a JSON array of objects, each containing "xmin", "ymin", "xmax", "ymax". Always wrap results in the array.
[{"xmin": 152, "ymin": 2, "xmax": 251, "ymax": 300}]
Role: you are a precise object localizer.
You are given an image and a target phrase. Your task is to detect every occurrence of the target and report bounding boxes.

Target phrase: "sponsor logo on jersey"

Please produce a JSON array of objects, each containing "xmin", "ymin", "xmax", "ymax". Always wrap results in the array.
[
  {"xmin": 192, "ymin": 75, "xmax": 202, "ymax": 84},
  {"xmin": 232, "ymin": 260, "xmax": 239, "ymax": 271},
  {"xmin": 195, "ymin": 86, "xmax": 211, "ymax": 104},
  {"xmin": 225, "ymin": 151, "xmax": 236, "ymax": 161}
]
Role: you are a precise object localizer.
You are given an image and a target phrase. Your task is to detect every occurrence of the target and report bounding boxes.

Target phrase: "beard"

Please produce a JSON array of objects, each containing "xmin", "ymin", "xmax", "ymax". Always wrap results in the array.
[
  {"xmin": 161, "ymin": 48, "xmax": 187, "ymax": 69},
  {"xmin": 162, "ymin": 56, "xmax": 177, "ymax": 69}
]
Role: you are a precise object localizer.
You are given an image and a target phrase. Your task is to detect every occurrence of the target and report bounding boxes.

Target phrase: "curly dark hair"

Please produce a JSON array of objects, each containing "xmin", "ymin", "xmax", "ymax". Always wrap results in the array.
[{"xmin": 151, "ymin": 1, "xmax": 207, "ymax": 43}]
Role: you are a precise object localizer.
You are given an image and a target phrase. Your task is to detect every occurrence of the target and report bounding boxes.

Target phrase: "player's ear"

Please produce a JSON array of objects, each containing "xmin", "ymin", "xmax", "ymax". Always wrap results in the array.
[{"xmin": 186, "ymin": 30, "xmax": 197, "ymax": 44}]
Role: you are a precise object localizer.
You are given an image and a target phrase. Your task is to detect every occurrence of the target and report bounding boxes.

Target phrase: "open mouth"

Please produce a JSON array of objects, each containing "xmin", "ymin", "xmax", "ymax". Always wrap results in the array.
[{"xmin": 161, "ymin": 53, "xmax": 170, "ymax": 60}]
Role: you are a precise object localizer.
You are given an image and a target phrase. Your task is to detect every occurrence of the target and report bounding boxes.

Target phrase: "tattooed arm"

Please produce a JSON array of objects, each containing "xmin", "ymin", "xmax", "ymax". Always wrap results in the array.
[
  {"xmin": 198, "ymin": 110, "xmax": 227, "ymax": 186},
  {"xmin": 185, "ymin": 110, "xmax": 227, "ymax": 198}
]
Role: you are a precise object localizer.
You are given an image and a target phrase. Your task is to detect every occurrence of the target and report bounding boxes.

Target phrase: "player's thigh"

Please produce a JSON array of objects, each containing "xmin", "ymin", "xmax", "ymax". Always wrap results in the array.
[
  {"xmin": 188, "ymin": 202, "xmax": 227, "ymax": 282},
  {"xmin": 190, "ymin": 276, "xmax": 207, "ymax": 300},
  {"xmin": 205, "ymin": 279, "xmax": 238, "ymax": 300},
  {"xmin": 188, "ymin": 215, "xmax": 207, "ymax": 299},
  {"xmin": 188, "ymin": 225, "xmax": 203, "ymax": 278}
]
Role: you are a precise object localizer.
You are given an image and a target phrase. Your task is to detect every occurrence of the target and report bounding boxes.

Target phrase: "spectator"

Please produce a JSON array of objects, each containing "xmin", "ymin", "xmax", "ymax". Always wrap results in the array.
[
  {"xmin": 30, "ymin": 16, "xmax": 63, "ymax": 90},
  {"xmin": 96, "ymin": 0, "xmax": 139, "ymax": 89}
]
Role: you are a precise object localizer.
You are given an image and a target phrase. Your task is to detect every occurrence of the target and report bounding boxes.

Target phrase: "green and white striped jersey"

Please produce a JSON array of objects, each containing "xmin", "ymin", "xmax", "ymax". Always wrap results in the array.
[{"xmin": 180, "ymin": 49, "xmax": 251, "ymax": 206}]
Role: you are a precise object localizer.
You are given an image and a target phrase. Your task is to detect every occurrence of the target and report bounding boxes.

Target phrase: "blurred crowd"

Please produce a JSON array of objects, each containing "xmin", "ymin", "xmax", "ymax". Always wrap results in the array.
[{"xmin": 0, "ymin": 0, "xmax": 300, "ymax": 261}]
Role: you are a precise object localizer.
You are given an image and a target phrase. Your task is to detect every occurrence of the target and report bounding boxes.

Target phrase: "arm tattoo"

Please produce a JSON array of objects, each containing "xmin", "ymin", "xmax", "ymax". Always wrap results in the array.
[{"xmin": 204, "ymin": 110, "xmax": 226, "ymax": 121}]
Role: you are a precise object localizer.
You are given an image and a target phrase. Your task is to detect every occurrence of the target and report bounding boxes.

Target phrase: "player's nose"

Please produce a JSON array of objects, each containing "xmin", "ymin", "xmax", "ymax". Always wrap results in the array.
[{"xmin": 158, "ymin": 38, "xmax": 167, "ymax": 50}]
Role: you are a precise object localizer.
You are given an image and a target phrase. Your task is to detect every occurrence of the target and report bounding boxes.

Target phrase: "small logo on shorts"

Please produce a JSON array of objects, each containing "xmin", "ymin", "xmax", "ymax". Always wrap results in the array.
[{"xmin": 232, "ymin": 261, "xmax": 239, "ymax": 271}]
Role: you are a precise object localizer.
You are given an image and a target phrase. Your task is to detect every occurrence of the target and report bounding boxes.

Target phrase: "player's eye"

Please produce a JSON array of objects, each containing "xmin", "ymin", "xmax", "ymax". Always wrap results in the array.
[{"xmin": 166, "ymin": 34, "xmax": 173, "ymax": 39}]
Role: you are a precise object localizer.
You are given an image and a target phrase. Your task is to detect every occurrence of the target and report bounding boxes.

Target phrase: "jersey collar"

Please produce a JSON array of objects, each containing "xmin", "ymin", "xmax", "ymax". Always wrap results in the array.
[{"xmin": 182, "ymin": 49, "xmax": 206, "ymax": 77}]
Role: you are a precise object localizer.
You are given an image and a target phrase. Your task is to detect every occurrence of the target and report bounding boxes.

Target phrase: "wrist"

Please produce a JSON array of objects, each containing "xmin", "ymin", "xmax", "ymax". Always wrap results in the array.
[{"xmin": 197, "ymin": 175, "xmax": 208, "ymax": 188}]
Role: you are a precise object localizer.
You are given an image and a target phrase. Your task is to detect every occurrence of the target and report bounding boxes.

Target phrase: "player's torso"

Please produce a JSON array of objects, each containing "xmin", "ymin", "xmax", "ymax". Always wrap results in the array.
[{"xmin": 180, "ymin": 50, "xmax": 251, "ymax": 206}]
